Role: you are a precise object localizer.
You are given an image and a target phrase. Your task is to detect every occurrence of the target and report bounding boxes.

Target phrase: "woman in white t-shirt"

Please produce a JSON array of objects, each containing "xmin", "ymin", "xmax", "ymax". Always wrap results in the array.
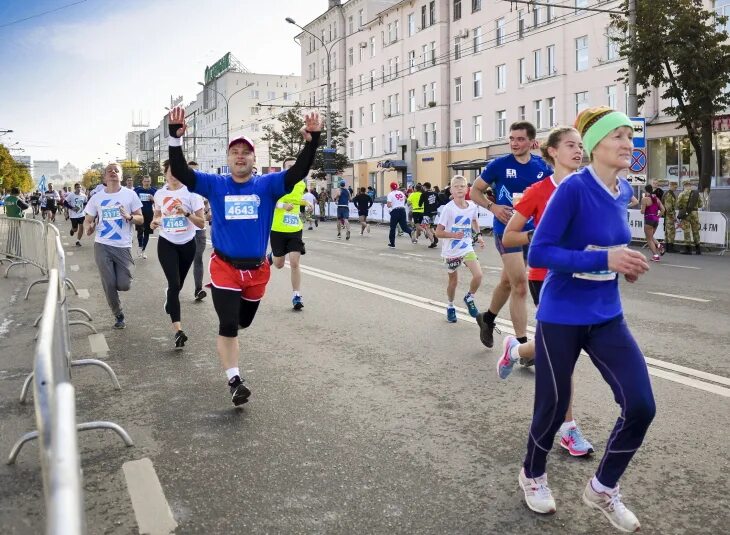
[{"xmin": 151, "ymin": 160, "xmax": 205, "ymax": 349}]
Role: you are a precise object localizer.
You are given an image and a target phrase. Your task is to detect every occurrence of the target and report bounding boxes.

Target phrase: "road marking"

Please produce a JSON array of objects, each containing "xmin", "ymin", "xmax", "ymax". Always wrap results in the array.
[
  {"xmin": 648, "ymin": 292, "xmax": 710, "ymax": 303},
  {"xmin": 70, "ymin": 265, "xmax": 80, "ymax": 272},
  {"xmin": 404, "ymin": 252, "xmax": 424, "ymax": 257},
  {"xmin": 76, "ymin": 288, "xmax": 89, "ymax": 299},
  {"xmin": 659, "ymin": 264, "xmax": 701, "ymax": 270},
  {"xmin": 88, "ymin": 333, "xmax": 109, "ymax": 354},
  {"xmin": 66, "ymin": 251, "xmax": 74, "ymax": 256},
  {"xmin": 300, "ymin": 264, "xmax": 730, "ymax": 397},
  {"xmin": 123, "ymin": 458, "xmax": 178, "ymax": 535}
]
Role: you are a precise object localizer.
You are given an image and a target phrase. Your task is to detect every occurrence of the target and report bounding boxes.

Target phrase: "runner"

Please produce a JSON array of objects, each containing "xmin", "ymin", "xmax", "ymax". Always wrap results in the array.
[
  {"xmin": 150, "ymin": 161, "xmax": 205, "ymax": 349},
  {"xmin": 302, "ymin": 187, "xmax": 318, "ymax": 230},
  {"xmin": 83, "ymin": 163, "xmax": 143, "ymax": 329},
  {"xmin": 125, "ymin": 177, "xmax": 135, "ymax": 190},
  {"xmin": 434, "ymin": 175, "xmax": 484, "ymax": 322},
  {"xmin": 407, "ymin": 184, "xmax": 424, "ymax": 241},
  {"xmin": 333, "ymin": 180, "xmax": 351, "ymax": 240},
  {"xmin": 166, "ymin": 105, "xmax": 321, "ymax": 407},
  {"xmin": 518, "ymin": 107, "xmax": 654, "ymax": 533},
  {"xmin": 65, "ymin": 183, "xmax": 88, "ymax": 247},
  {"xmin": 499, "ymin": 126, "xmax": 594, "ymax": 458},
  {"xmin": 133, "ymin": 176, "xmax": 157, "ymax": 259},
  {"xmin": 44, "ymin": 183, "xmax": 60, "ymax": 223},
  {"xmin": 269, "ymin": 158, "xmax": 310, "ymax": 311},
  {"xmin": 39, "ymin": 189, "xmax": 48, "ymax": 220},
  {"xmin": 640, "ymin": 184, "xmax": 664, "ymax": 262},
  {"xmin": 60, "ymin": 186, "xmax": 70, "ymax": 220},
  {"xmin": 386, "ymin": 182, "xmax": 415, "ymax": 248},
  {"xmin": 471, "ymin": 121, "xmax": 553, "ymax": 348},
  {"xmin": 352, "ymin": 187, "xmax": 373, "ymax": 235},
  {"xmin": 187, "ymin": 161, "xmax": 209, "ymax": 301},
  {"xmin": 418, "ymin": 182, "xmax": 439, "ymax": 248}
]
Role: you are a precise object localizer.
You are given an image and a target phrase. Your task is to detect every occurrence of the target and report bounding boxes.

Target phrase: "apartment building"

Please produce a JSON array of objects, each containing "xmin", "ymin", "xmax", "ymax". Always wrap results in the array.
[{"xmin": 298, "ymin": 0, "xmax": 730, "ymax": 206}]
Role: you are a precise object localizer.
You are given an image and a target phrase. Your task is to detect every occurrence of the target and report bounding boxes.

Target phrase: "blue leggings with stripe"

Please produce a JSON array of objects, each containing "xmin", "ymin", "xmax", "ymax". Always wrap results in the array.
[{"xmin": 524, "ymin": 315, "xmax": 656, "ymax": 488}]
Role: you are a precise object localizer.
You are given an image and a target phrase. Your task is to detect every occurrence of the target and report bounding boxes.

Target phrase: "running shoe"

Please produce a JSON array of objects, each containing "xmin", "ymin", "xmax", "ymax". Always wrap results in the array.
[
  {"xmin": 428, "ymin": 240, "xmax": 438, "ymax": 248},
  {"xmin": 582, "ymin": 481, "xmax": 640, "ymax": 533},
  {"xmin": 174, "ymin": 330, "xmax": 188, "ymax": 350},
  {"xmin": 518, "ymin": 468, "xmax": 556, "ymax": 514},
  {"xmin": 651, "ymin": 254, "xmax": 660, "ymax": 262},
  {"xmin": 314, "ymin": 219, "xmax": 318, "ymax": 227},
  {"xmin": 346, "ymin": 230, "xmax": 351, "ymax": 240},
  {"xmin": 337, "ymin": 232, "xmax": 341, "ymax": 239},
  {"xmin": 475, "ymin": 313, "xmax": 499, "ymax": 348},
  {"xmin": 229, "ymin": 376, "xmax": 251, "ymax": 407},
  {"xmin": 463, "ymin": 294, "xmax": 479, "ymax": 318},
  {"xmin": 142, "ymin": 252, "xmax": 148, "ymax": 259},
  {"xmin": 75, "ymin": 241, "xmax": 81, "ymax": 247},
  {"xmin": 446, "ymin": 306, "xmax": 457, "ymax": 323},
  {"xmin": 113, "ymin": 313, "xmax": 126, "ymax": 329},
  {"xmin": 387, "ymin": 243, "xmax": 395, "ymax": 248},
  {"xmin": 69, "ymin": 228, "xmax": 74, "ymax": 236},
  {"xmin": 560, "ymin": 425, "xmax": 595, "ymax": 457},
  {"xmin": 497, "ymin": 335, "xmax": 520, "ymax": 379},
  {"xmin": 659, "ymin": 242, "xmax": 665, "ymax": 256},
  {"xmin": 194, "ymin": 289, "xmax": 207, "ymax": 301},
  {"xmin": 292, "ymin": 295, "xmax": 304, "ymax": 311},
  {"xmin": 410, "ymin": 233, "xmax": 418, "ymax": 244}
]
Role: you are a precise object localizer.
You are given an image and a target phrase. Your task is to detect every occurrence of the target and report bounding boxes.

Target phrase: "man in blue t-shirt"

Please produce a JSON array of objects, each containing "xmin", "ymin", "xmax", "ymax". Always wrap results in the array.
[
  {"xmin": 133, "ymin": 176, "xmax": 157, "ymax": 258},
  {"xmin": 167, "ymin": 106, "xmax": 322, "ymax": 408},
  {"xmin": 470, "ymin": 121, "xmax": 553, "ymax": 350}
]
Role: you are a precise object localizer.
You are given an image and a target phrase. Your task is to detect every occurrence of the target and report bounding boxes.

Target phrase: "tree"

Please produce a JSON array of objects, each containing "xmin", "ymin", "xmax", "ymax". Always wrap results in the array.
[
  {"xmin": 261, "ymin": 104, "xmax": 352, "ymax": 179},
  {"xmin": 612, "ymin": 0, "xmax": 730, "ymax": 190},
  {"xmin": 81, "ymin": 169, "xmax": 102, "ymax": 190},
  {"xmin": 0, "ymin": 144, "xmax": 34, "ymax": 192}
]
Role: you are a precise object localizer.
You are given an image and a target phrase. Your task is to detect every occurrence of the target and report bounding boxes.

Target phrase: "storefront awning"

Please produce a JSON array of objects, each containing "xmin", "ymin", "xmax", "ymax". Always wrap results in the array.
[
  {"xmin": 378, "ymin": 159, "xmax": 408, "ymax": 169},
  {"xmin": 448, "ymin": 158, "xmax": 492, "ymax": 170}
]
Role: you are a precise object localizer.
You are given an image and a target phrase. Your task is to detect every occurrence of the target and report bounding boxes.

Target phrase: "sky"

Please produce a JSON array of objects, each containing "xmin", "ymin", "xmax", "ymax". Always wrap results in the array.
[{"xmin": 0, "ymin": 0, "xmax": 322, "ymax": 172}]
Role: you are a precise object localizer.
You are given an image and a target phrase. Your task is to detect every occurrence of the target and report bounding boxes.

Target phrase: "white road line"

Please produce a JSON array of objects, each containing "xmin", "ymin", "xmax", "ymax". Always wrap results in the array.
[
  {"xmin": 648, "ymin": 292, "xmax": 711, "ymax": 303},
  {"xmin": 659, "ymin": 264, "xmax": 701, "ymax": 270},
  {"xmin": 123, "ymin": 458, "xmax": 178, "ymax": 535},
  {"xmin": 70, "ymin": 265, "xmax": 80, "ymax": 272},
  {"xmin": 300, "ymin": 265, "xmax": 730, "ymax": 397},
  {"xmin": 403, "ymin": 252, "xmax": 424, "ymax": 257},
  {"xmin": 76, "ymin": 288, "xmax": 89, "ymax": 300}
]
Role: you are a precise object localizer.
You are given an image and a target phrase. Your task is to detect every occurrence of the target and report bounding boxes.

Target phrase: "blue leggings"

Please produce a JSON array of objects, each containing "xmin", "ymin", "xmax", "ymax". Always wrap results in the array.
[
  {"xmin": 389, "ymin": 207, "xmax": 412, "ymax": 246},
  {"xmin": 524, "ymin": 315, "xmax": 656, "ymax": 488}
]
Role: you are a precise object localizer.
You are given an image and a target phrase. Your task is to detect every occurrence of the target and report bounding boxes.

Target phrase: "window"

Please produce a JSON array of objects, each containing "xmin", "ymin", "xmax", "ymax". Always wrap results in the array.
[
  {"xmin": 409, "ymin": 89, "xmax": 416, "ymax": 112},
  {"xmin": 518, "ymin": 105, "xmax": 526, "ymax": 121},
  {"xmin": 429, "ymin": 1, "xmax": 436, "ymax": 25},
  {"xmin": 454, "ymin": 36, "xmax": 461, "ymax": 60},
  {"xmin": 394, "ymin": 20, "xmax": 400, "ymax": 41},
  {"xmin": 472, "ymin": 0, "xmax": 481, "ymax": 12},
  {"xmin": 575, "ymin": 36, "xmax": 589, "ymax": 71},
  {"xmin": 347, "ymin": 141, "xmax": 354, "ymax": 160},
  {"xmin": 348, "ymin": 16, "xmax": 354, "ymax": 34},
  {"xmin": 423, "ymin": 124, "xmax": 429, "ymax": 147},
  {"xmin": 473, "ymin": 71, "xmax": 482, "ymax": 98},
  {"xmin": 348, "ymin": 79, "xmax": 353, "ymax": 96},
  {"xmin": 575, "ymin": 0, "xmax": 589, "ymax": 15},
  {"xmin": 359, "ymin": 106, "xmax": 364, "ymax": 127},
  {"xmin": 429, "ymin": 82, "xmax": 437, "ymax": 103},
  {"xmin": 408, "ymin": 50, "xmax": 416, "ymax": 73},
  {"xmin": 408, "ymin": 13, "xmax": 416, "ymax": 36},
  {"xmin": 518, "ymin": 11, "xmax": 525, "ymax": 39},
  {"xmin": 331, "ymin": 82, "xmax": 336, "ymax": 99},
  {"xmin": 370, "ymin": 37, "xmax": 375, "ymax": 57},
  {"xmin": 547, "ymin": 97, "xmax": 556, "ymax": 126},
  {"xmin": 454, "ymin": 0, "xmax": 462, "ymax": 21},
  {"xmin": 575, "ymin": 91, "xmax": 590, "ymax": 115},
  {"xmin": 473, "ymin": 26, "xmax": 483, "ymax": 53},
  {"xmin": 534, "ymin": 100, "xmax": 543, "ymax": 129},
  {"xmin": 547, "ymin": 0, "xmax": 555, "ymax": 22},
  {"xmin": 431, "ymin": 122, "xmax": 437, "ymax": 146},
  {"xmin": 519, "ymin": 58, "xmax": 526, "ymax": 84},
  {"xmin": 533, "ymin": 5, "xmax": 543, "ymax": 26},
  {"xmin": 348, "ymin": 110, "xmax": 354, "ymax": 129},
  {"xmin": 496, "ymin": 110, "xmax": 507, "ymax": 138},
  {"xmin": 455, "ymin": 77, "xmax": 462, "ymax": 102},
  {"xmin": 251, "ymin": 89, "xmax": 259, "ymax": 98},
  {"xmin": 716, "ymin": 0, "xmax": 730, "ymax": 34},
  {"xmin": 429, "ymin": 41, "xmax": 436, "ymax": 65},
  {"xmin": 358, "ymin": 9, "xmax": 364, "ymax": 27},
  {"xmin": 371, "ymin": 103, "xmax": 377, "ymax": 123},
  {"xmin": 421, "ymin": 5, "xmax": 427, "ymax": 28},
  {"xmin": 409, "ymin": 126, "xmax": 416, "ymax": 139},
  {"xmin": 370, "ymin": 69, "xmax": 376, "ymax": 90},
  {"xmin": 473, "ymin": 115, "xmax": 483, "ymax": 142},
  {"xmin": 250, "ymin": 106, "xmax": 259, "ymax": 115},
  {"xmin": 625, "ymin": 83, "xmax": 630, "ymax": 113},
  {"xmin": 533, "ymin": 49, "xmax": 542, "ymax": 79},
  {"xmin": 422, "ymin": 84, "xmax": 428, "ymax": 107},
  {"xmin": 370, "ymin": 137, "xmax": 376, "ymax": 157},
  {"xmin": 607, "ymin": 85, "xmax": 617, "ymax": 109},
  {"xmin": 359, "ymin": 74, "xmax": 364, "ymax": 94},
  {"xmin": 388, "ymin": 131, "xmax": 397, "ymax": 153},
  {"xmin": 422, "ymin": 44, "xmax": 428, "ymax": 67},
  {"xmin": 496, "ymin": 18, "xmax": 505, "ymax": 46},
  {"xmin": 454, "ymin": 119, "xmax": 463, "ymax": 144},
  {"xmin": 348, "ymin": 48, "xmax": 354, "ymax": 66},
  {"xmin": 547, "ymin": 45, "xmax": 556, "ymax": 75},
  {"xmin": 332, "ymin": 52, "xmax": 337, "ymax": 69},
  {"xmin": 496, "ymin": 64, "xmax": 506, "ymax": 91},
  {"xmin": 359, "ymin": 139, "xmax": 364, "ymax": 158},
  {"xmin": 606, "ymin": 28, "xmax": 620, "ymax": 61},
  {"xmin": 267, "ymin": 91, "xmax": 276, "ymax": 100},
  {"xmin": 283, "ymin": 92, "xmax": 289, "ymax": 101}
]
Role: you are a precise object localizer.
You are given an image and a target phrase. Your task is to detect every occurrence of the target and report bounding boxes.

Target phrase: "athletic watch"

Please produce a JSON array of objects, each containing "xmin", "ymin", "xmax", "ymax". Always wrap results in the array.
[
  {"xmin": 184, "ymin": 211, "xmax": 191, "ymax": 217},
  {"xmin": 486, "ymin": 200, "xmax": 494, "ymax": 210}
]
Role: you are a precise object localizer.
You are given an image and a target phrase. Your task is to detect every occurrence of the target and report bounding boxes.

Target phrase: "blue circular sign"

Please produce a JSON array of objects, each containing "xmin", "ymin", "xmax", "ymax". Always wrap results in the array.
[{"xmin": 630, "ymin": 149, "xmax": 646, "ymax": 173}]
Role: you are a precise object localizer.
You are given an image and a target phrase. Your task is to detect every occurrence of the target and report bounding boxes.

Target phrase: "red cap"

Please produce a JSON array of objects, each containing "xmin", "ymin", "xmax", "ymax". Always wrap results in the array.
[
  {"xmin": 390, "ymin": 181, "xmax": 398, "ymax": 190},
  {"xmin": 227, "ymin": 136, "xmax": 255, "ymax": 153}
]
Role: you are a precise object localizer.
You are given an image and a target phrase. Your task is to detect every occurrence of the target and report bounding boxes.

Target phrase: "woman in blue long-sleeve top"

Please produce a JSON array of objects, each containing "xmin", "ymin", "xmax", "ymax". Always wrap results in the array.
[{"xmin": 517, "ymin": 106, "xmax": 654, "ymax": 534}]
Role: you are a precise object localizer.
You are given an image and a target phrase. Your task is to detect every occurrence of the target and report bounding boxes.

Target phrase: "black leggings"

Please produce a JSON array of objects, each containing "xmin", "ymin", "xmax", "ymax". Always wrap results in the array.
[
  {"xmin": 157, "ymin": 236, "xmax": 196, "ymax": 323},
  {"xmin": 211, "ymin": 287, "xmax": 261, "ymax": 337}
]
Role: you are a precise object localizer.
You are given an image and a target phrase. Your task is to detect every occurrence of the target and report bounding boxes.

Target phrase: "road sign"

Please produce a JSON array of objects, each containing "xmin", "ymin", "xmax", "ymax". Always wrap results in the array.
[
  {"xmin": 322, "ymin": 148, "xmax": 336, "ymax": 153},
  {"xmin": 626, "ymin": 174, "xmax": 647, "ymax": 185},
  {"xmin": 630, "ymin": 116, "xmax": 646, "ymax": 148},
  {"xmin": 630, "ymin": 149, "xmax": 647, "ymax": 173}
]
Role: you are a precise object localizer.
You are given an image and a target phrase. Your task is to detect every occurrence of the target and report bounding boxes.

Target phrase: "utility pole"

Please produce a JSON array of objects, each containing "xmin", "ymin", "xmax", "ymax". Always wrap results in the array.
[{"xmin": 627, "ymin": 0, "xmax": 638, "ymax": 116}]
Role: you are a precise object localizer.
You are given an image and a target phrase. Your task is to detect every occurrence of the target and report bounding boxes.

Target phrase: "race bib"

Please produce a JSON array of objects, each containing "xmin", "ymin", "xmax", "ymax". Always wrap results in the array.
[
  {"xmin": 446, "ymin": 257, "xmax": 464, "ymax": 270},
  {"xmin": 224, "ymin": 195, "xmax": 258, "ymax": 220},
  {"xmin": 138, "ymin": 193, "xmax": 152, "ymax": 202},
  {"xmin": 283, "ymin": 213, "xmax": 300, "ymax": 226},
  {"xmin": 101, "ymin": 207, "xmax": 121, "ymax": 221},
  {"xmin": 573, "ymin": 244, "xmax": 623, "ymax": 281},
  {"xmin": 162, "ymin": 215, "xmax": 188, "ymax": 233},
  {"xmin": 451, "ymin": 225, "xmax": 472, "ymax": 239}
]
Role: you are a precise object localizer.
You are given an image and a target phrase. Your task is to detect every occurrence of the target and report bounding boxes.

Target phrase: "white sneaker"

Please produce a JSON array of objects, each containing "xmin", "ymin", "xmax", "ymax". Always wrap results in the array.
[
  {"xmin": 142, "ymin": 252, "xmax": 148, "ymax": 259},
  {"xmin": 582, "ymin": 480, "xmax": 640, "ymax": 533},
  {"xmin": 518, "ymin": 468, "xmax": 556, "ymax": 514}
]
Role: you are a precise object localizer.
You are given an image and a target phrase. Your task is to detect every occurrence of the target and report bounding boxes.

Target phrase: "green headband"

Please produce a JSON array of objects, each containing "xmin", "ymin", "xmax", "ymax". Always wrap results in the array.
[{"xmin": 582, "ymin": 111, "xmax": 634, "ymax": 155}]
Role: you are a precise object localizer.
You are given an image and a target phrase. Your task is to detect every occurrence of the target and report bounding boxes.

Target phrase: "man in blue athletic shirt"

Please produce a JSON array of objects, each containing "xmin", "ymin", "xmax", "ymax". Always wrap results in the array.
[
  {"xmin": 167, "ymin": 106, "xmax": 322, "ymax": 408},
  {"xmin": 133, "ymin": 176, "xmax": 157, "ymax": 258},
  {"xmin": 471, "ymin": 121, "xmax": 553, "ymax": 349}
]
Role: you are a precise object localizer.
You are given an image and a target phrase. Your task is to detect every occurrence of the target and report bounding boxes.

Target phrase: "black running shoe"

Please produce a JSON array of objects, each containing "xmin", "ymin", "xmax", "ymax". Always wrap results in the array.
[
  {"xmin": 229, "ymin": 376, "xmax": 251, "ymax": 407},
  {"xmin": 428, "ymin": 240, "xmax": 438, "ymax": 248},
  {"xmin": 69, "ymin": 228, "xmax": 74, "ymax": 236},
  {"xmin": 174, "ymin": 330, "xmax": 188, "ymax": 350},
  {"xmin": 113, "ymin": 313, "xmax": 126, "ymax": 329},
  {"xmin": 194, "ymin": 289, "xmax": 207, "ymax": 301},
  {"xmin": 475, "ymin": 313, "xmax": 500, "ymax": 348}
]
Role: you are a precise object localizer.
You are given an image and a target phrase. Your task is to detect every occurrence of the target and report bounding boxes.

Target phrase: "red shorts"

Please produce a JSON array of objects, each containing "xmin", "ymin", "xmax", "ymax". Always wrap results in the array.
[{"xmin": 208, "ymin": 252, "xmax": 271, "ymax": 301}]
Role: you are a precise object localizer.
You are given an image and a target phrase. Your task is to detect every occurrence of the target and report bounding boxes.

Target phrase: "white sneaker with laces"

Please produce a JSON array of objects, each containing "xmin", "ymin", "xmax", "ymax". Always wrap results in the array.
[
  {"xmin": 518, "ymin": 468, "xmax": 556, "ymax": 514},
  {"xmin": 582, "ymin": 480, "xmax": 640, "ymax": 533}
]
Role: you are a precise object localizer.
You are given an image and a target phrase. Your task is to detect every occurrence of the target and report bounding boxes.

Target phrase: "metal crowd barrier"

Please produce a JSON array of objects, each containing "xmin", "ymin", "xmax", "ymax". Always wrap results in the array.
[{"xmin": 5, "ymin": 225, "xmax": 134, "ymax": 534}]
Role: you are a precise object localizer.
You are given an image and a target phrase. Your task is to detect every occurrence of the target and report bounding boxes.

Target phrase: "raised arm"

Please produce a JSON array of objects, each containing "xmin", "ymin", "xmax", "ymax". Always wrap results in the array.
[
  {"xmin": 284, "ymin": 112, "xmax": 323, "ymax": 192},
  {"xmin": 167, "ymin": 107, "xmax": 197, "ymax": 190}
]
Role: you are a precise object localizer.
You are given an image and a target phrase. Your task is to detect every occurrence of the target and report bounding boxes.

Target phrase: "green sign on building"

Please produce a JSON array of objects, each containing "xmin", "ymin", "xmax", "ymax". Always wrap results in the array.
[{"xmin": 204, "ymin": 52, "xmax": 232, "ymax": 84}]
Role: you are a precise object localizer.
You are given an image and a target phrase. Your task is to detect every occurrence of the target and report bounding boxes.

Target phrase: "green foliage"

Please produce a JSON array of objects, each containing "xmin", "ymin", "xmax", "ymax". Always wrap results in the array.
[
  {"xmin": 612, "ymin": 0, "xmax": 730, "ymax": 189},
  {"xmin": 261, "ymin": 104, "xmax": 352, "ymax": 178},
  {"xmin": 0, "ymin": 144, "xmax": 33, "ymax": 192}
]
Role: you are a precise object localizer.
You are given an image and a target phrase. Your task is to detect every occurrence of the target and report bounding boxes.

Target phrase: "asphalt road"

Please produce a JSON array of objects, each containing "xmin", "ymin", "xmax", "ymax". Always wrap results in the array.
[{"xmin": 1, "ymin": 219, "xmax": 728, "ymax": 534}]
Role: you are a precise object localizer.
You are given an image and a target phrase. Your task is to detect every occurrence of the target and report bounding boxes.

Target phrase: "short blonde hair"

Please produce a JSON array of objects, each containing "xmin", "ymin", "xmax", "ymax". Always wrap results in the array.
[{"xmin": 450, "ymin": 175, "xmax": 467, "ymax": 187}]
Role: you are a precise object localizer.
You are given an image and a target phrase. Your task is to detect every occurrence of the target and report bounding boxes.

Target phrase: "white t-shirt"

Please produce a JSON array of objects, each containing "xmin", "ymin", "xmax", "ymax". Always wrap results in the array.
[
  {"xmin": 84, "ymin": 188, "xmax": 143, "ymax": 248},
  {"xmin": 153, "ymin": 186, "xmax": 204, "ymax": 245},
  {"xmin": 438, "ymin": 200, "xmax": 478, "ymax": 258},
  {"xmin": 303, "ymin": 191, "xmax": 317, "ymax": 208},
  {"xmin": 387, "ymin": 190, "xmax": 407, "ymax": 209},
  {"xmin": 89, "ymin": 184, "xmax": 106, "ymax": 198},
  {"xmin": 65, "ymin": 192, "xmax": 88, "ymax": 219}
]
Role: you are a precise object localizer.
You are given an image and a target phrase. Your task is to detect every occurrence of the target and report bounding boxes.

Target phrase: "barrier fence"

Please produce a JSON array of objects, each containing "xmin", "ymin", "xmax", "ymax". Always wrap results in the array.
[{"xmin": 2, "ymin": 216, "xmax": 134, "ymax": 534}]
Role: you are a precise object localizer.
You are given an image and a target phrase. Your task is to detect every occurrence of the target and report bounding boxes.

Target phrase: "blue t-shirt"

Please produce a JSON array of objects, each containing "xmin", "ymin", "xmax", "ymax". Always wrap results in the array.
[
  {"xmin": 480, "ymin": 154, "xmax": 553, "ymax": 235},
  {"xmin": 190, "ymin": 170, "xmax": 287, "ymax": 259},
  {"xmin": 337, "ymin": 187, "xmax": 351, "ymax": 206},
  {"xmin": 528, "ymin": 166, "xmax": 634, "ymax": 325},
  {"xmin": 134, "ymin": 187, "xmax": 157, "ymax": 213}
]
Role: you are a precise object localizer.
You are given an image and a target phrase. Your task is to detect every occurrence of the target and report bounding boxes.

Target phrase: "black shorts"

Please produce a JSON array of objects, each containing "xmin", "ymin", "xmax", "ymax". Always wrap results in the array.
[
  {"xmin": 528, "ymin": 280, "xmax": 543, "ymax": 307},
  {"xmin": 644, "ymin": 219, "xmax": 658, "ymax": 229},
  {"xmin": 412, "ymin": 213, "xmax": 424, "ymax": 224},
  {"xmin": 270, "ymin": 230, "xmax": 304, "ymax": 257},
  {"xmin": 71, "ymin": 216, "xmax": 85, "ymax": 229},
  {"xmin": 46, "ymin": 202, "xmax": 57, "ymax": 213},
  {"xmin": 358, "ymin": 210, "xmax": 368, "ymax": 218}
]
